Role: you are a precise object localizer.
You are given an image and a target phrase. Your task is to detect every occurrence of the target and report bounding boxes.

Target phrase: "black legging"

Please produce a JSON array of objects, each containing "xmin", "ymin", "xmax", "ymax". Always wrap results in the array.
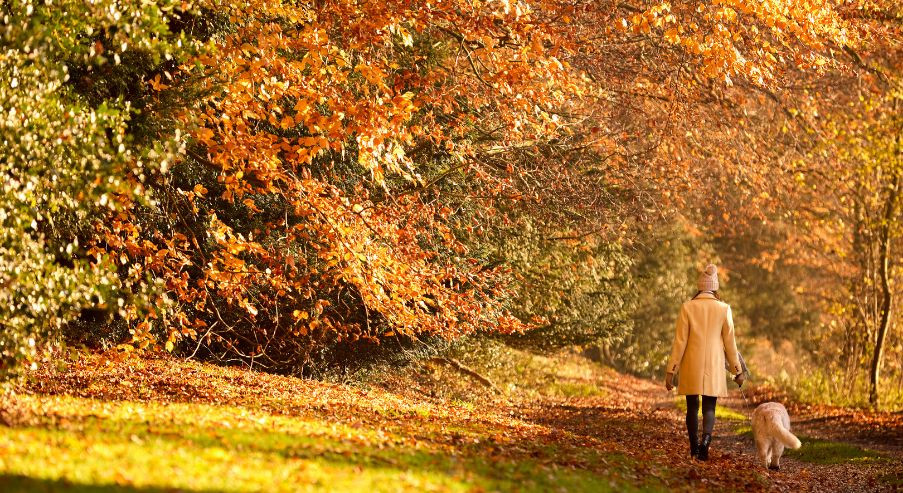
[{"xmin": 686, "ymin": 395, "xmax": 717, "ymax": 438}]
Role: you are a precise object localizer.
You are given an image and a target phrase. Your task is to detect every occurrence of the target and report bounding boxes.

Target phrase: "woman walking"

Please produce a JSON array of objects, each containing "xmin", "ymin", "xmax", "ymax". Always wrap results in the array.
[{"xmin": 665, "ymin": 264, "xmax": 745, "ymax": 460}]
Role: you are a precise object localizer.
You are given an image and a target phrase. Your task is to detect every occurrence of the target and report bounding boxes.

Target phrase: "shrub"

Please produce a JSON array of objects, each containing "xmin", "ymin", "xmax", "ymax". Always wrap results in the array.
[{"xmin": 0, "ymin": 1, "xmax": 191, "ymax": 375}]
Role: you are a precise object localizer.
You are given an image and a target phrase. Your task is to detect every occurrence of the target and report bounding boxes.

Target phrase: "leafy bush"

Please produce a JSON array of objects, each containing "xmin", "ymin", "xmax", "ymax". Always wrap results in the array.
[
  {"xmin": 0, "ymin": 1, "xmax": 192, "ymax": 375},
  {"xmin": 500, "ymin": 230, "xmax": 635, "ymax": 350},
  {"xmin": 599, "ymin": 225, "xmax": 709, "ymax": 377}
]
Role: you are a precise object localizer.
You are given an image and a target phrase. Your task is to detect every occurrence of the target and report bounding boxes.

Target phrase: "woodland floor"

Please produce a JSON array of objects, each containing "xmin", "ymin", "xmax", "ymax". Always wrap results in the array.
[{"xmin": 1, "ymin": 347, "xmax": 902, "ymax": 492}]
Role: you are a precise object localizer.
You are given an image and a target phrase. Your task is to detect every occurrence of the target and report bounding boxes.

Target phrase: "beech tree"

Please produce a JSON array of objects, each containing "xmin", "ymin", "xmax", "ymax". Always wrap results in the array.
[{"xmin": 3, "ymin": 0, "xmax": 895, "ymax": 381}]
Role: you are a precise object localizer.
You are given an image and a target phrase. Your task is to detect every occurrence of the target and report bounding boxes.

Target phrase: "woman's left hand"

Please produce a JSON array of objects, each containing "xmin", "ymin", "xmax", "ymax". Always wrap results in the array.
[{"xmin": 665, "ymin": 372, "xmax": 674, "ymax": 391}]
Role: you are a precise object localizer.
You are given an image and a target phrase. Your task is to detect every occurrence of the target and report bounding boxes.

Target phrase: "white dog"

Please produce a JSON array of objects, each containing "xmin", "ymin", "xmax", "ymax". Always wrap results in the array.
[{"xmin": 751, "ymin": 402, "xmax": 802, "ymax": 470}]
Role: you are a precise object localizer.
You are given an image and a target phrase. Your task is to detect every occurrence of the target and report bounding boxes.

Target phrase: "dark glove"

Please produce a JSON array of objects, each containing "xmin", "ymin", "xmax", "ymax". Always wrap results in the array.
[
  {"xmin": 665, "ymin": 372, "xmax": 675, "ymax": 391},
  {"xmin": 734, "ymin": 372, "xmax": 746, "ymax": 388}
]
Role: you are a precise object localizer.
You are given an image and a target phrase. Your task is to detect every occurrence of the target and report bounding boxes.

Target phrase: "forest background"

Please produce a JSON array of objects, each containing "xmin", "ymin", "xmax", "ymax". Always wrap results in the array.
[{"xmin": 2, "ymin": 0, "xmax": 902, "ymax": 411}]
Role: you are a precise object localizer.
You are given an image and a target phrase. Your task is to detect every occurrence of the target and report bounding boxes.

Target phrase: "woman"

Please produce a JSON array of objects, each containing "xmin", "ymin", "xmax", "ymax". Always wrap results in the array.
[{"xmin": 665, "ymin": 264, "xmax": 745, "ymax": 460}]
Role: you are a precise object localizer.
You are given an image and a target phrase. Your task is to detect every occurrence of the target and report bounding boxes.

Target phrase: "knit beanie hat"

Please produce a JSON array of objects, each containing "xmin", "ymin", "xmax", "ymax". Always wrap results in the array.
[{"xmin": 698, "ymin": 264, "xmax": 719, "ymax": 292}]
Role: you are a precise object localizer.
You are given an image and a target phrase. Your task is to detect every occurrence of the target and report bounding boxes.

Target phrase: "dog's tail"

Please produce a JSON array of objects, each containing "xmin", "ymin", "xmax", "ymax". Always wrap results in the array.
[{"xmin": 770, "ymin": 416, "xmax": 802, "ymax": 449}]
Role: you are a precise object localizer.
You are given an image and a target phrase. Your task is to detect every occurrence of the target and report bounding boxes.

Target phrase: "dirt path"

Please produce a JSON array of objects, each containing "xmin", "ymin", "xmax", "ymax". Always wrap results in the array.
[
  {"xmin": 523, "ymin": 373, "xmax": 903, "ymax": 492},
  {"xmin": 742, "ymin": 386, "xmax": 903, "ymax": 454}
]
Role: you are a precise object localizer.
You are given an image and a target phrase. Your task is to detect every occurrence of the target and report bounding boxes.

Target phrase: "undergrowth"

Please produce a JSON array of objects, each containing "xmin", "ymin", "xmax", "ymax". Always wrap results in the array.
[{"xmin": 777, "ymin": 369, "xmax": 903, "ymax": 412}]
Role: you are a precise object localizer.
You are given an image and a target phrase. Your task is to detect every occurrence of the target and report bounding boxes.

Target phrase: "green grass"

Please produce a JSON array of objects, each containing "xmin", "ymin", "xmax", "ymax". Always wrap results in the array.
[
  {"xmin": 784, "ymin": 437, "xmax": 889, "ymax": 465},
  {"xmin": 735, "ymin": 425, "xmax": 752, "ymax": 436},
  {"xmin": 0, "ymin": 394, "xmax": 653, "ymax": 493},
  {"xmin": 545, "ymin": 381, "xmax": 608, "ymax": 398},
  {"xmin": 780, "ymin": 369, "xmax": 903, "ymax": 412},
  {"xmin": 438, "ymin": 340, "xmax": 614, "ymax": 401},
  {"xmin": 733, "ymin": 426, "xmax": 888, "ymax": 467},
  {"xmin": 673, "ymin": 398, "xmax": 749, "ymax": 421}
]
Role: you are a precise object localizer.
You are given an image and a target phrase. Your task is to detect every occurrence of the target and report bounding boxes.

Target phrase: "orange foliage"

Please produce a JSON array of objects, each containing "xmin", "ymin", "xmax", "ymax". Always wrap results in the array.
[{"xmin": 84, "ymin": 0, "xmax": 867, "ymax": 370}]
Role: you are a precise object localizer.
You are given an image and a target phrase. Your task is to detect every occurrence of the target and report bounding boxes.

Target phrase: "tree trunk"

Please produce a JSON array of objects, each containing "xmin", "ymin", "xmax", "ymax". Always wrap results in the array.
[{"xmin": 869, "ymin": 172, "xmax": 899, "ymax": 408}]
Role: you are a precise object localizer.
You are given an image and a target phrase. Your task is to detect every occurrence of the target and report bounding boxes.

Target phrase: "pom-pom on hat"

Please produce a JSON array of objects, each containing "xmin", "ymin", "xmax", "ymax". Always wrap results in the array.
[{"xmin": 698, "ymin": 264, "xmax": 719, "ymax": 292}]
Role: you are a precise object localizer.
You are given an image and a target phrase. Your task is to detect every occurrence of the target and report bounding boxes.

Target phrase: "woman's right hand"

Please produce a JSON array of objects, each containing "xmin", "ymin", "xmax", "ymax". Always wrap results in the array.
[{"xmin": 665, "ymin": 372, "xmax": 674, "ymax": 391}]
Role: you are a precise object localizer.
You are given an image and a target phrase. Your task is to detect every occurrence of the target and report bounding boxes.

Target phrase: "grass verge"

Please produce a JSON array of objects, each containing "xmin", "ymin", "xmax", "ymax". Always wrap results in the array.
[{"xmin": 784, "ymin": 437, "xmax": 889, "ymax": 465}]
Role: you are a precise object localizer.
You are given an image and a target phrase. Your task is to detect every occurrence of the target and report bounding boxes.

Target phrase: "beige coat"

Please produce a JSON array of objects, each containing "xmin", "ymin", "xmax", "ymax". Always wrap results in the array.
[{"xmin": 666, "ymin": 292, "xmax": 742, "ymax": 397}]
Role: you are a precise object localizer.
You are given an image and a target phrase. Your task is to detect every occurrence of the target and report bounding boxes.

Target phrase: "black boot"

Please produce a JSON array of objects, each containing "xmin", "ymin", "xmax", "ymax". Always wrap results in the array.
[
  {"xmin": 698, "ymin": 433, "xmax": 712, "ymax": 461},
  {"xmin": 689, "ymin": 433, "xmax": 699, "ymax": 458}
]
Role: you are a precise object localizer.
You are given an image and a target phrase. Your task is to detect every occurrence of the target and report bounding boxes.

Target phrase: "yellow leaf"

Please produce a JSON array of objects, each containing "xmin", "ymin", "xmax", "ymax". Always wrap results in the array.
[
  {"xmin": 664, "ymin": 28, "xmax": 680, "ymax": 44},
  {"xmin": 196, "ymin": 128, "xmax": 215, "ymax": 144}
]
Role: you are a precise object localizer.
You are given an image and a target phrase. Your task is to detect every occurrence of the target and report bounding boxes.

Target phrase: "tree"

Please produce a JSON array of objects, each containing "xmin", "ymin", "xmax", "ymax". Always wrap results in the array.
[
  {"xmin": 4, "ymin": 0, "xmax": 879, "ymax": 379},
  {"xmin": 810, "ymin": 94, "xmax": 901, "ymax": 407},
  {"xmin": 673, "ymin": 0, "xmax": 903, "ymax": 407}
]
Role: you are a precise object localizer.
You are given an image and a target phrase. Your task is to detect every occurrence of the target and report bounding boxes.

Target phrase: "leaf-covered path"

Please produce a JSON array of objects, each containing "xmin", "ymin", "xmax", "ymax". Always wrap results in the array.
[
  {"xmin": 524, "ymin": 372, "xmax": 903, "ymax": 492},
  {"xmin": 1, "ymin": 351, "xmax": 901, "ymax": 492}
]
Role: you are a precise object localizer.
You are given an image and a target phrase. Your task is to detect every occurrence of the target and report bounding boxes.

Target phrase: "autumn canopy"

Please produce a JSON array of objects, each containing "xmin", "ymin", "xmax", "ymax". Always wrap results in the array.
[{"xmin": 1, "ymin": 0, "xmax": 901, "ymax": 407}]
